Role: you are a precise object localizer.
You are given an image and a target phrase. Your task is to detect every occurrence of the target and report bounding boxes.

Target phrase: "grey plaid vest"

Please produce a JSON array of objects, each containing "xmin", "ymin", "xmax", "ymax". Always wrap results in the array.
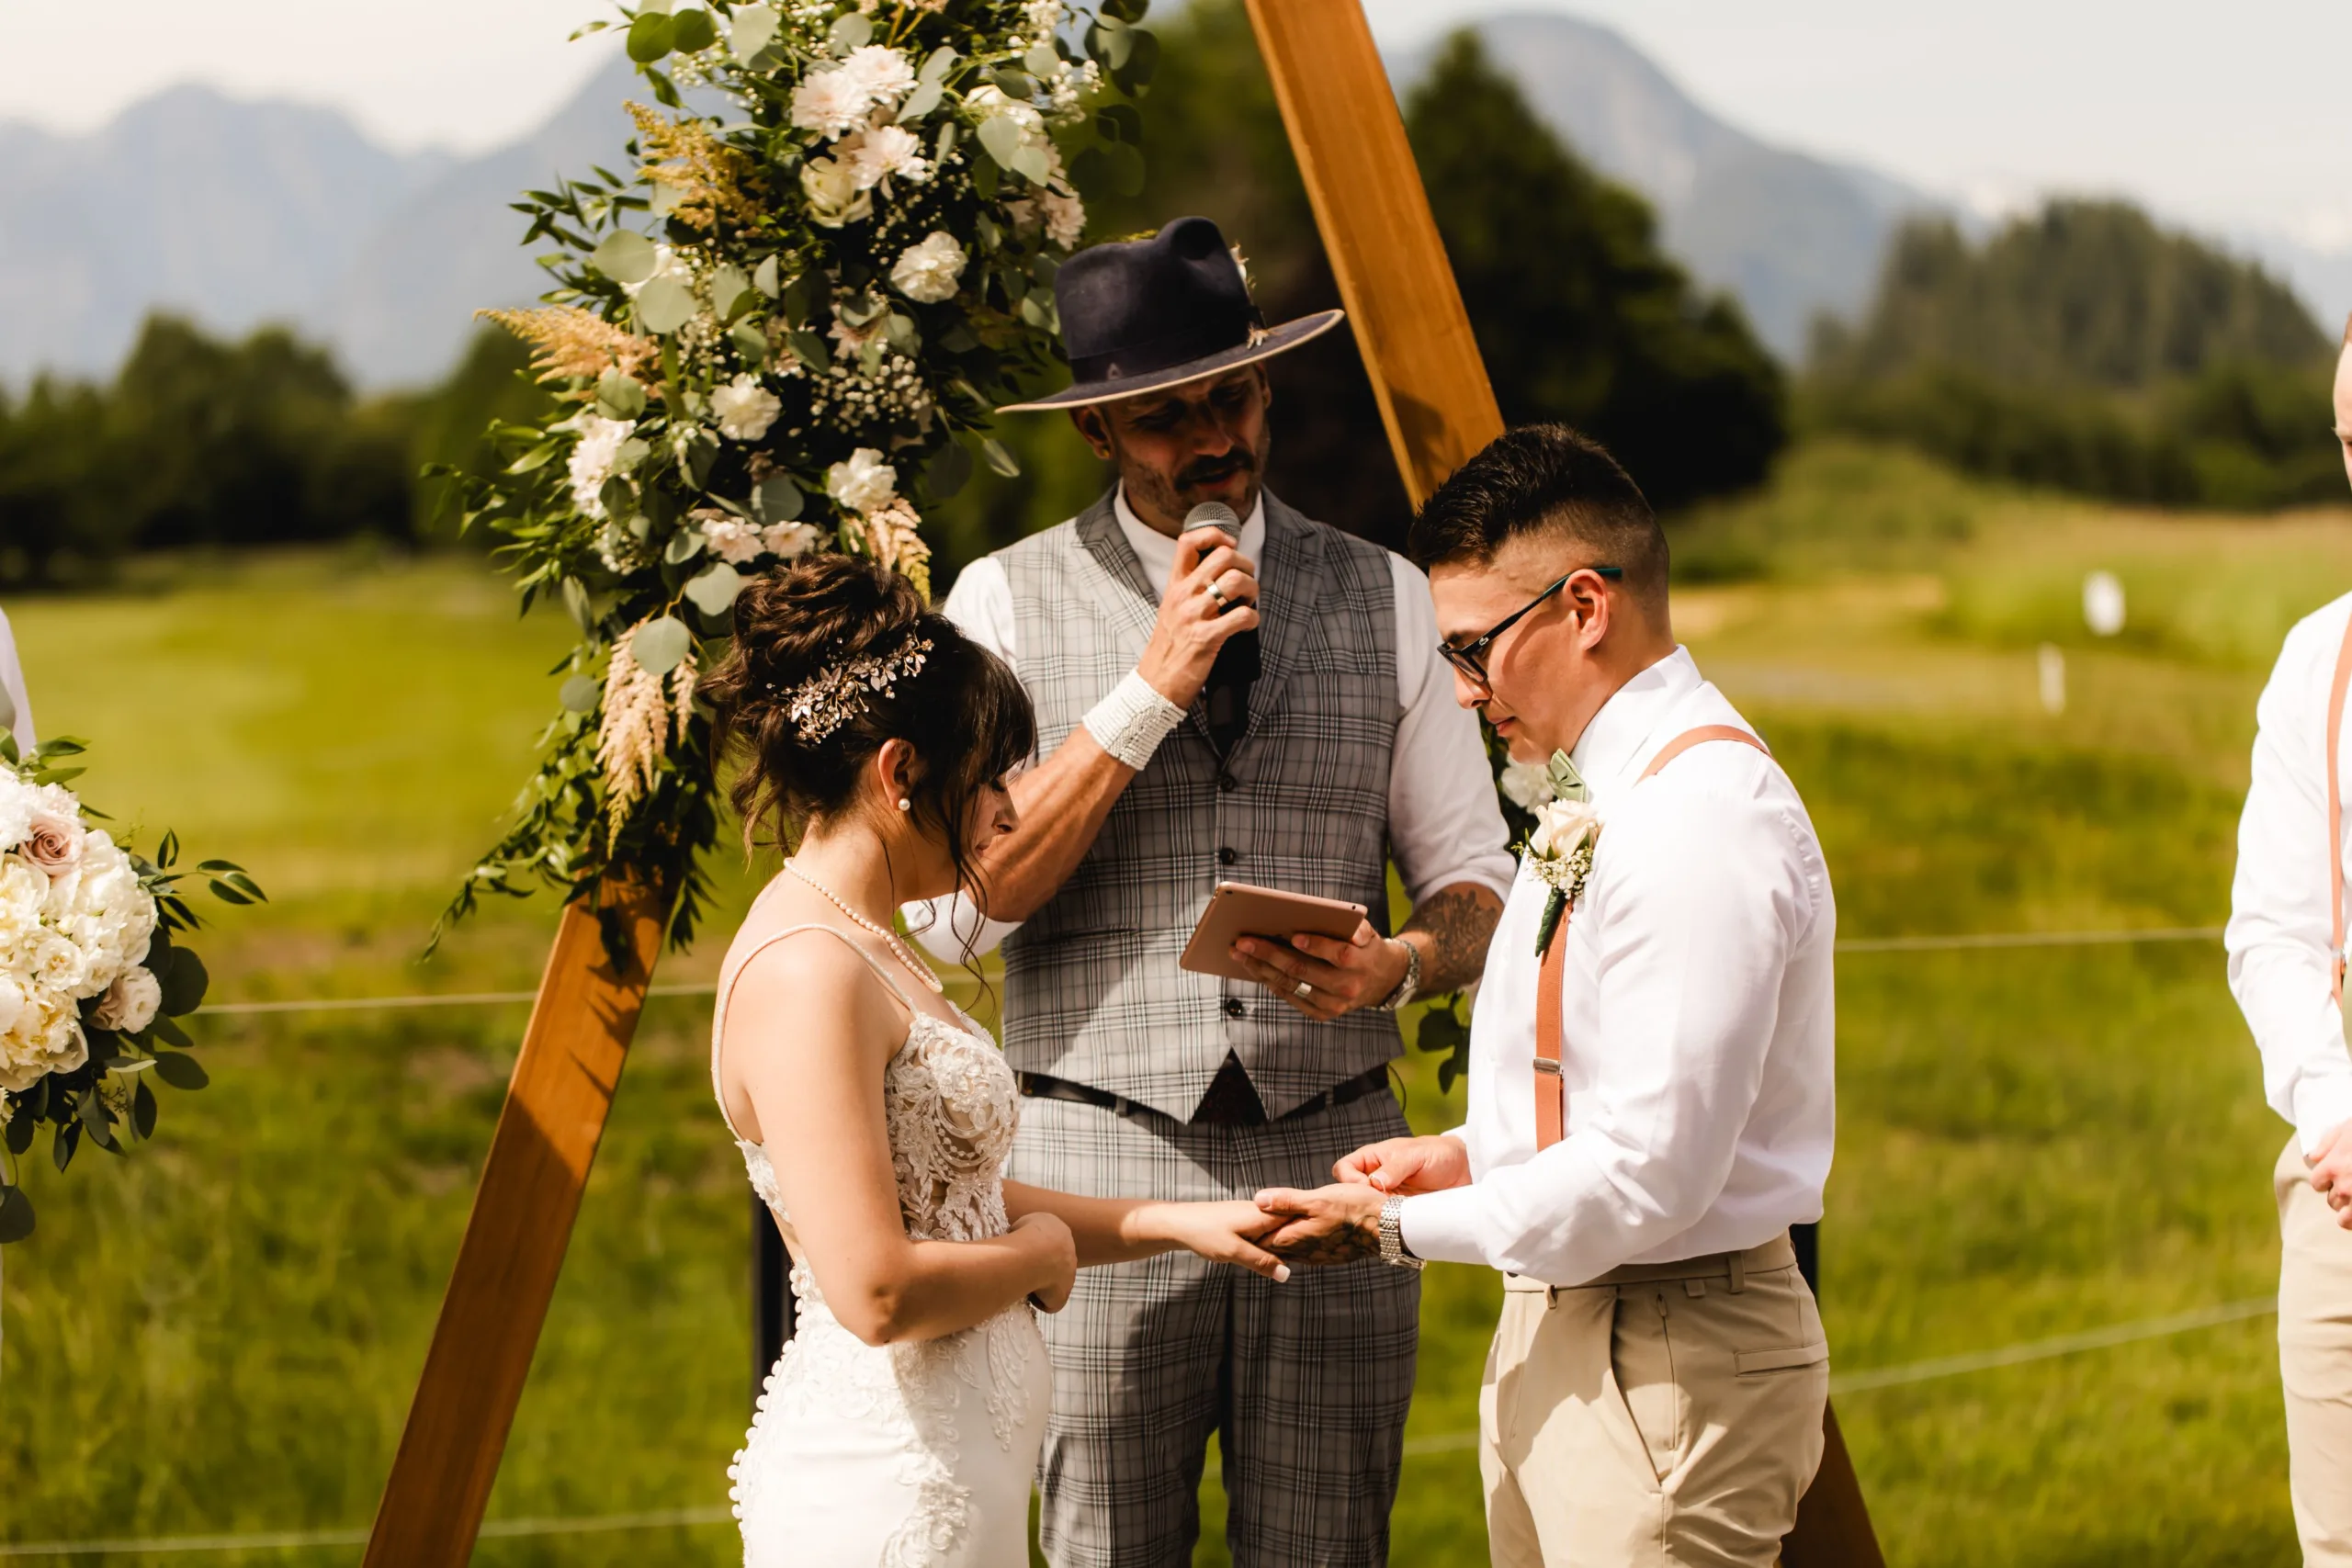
[{"xmin": 997, "ymin": 490, "xmax": 1401, "ymax": 1120}]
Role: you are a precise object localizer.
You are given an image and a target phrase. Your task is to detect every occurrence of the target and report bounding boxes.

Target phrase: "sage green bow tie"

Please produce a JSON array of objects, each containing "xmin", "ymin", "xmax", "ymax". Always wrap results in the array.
[{"xmin": 1546, "ymin": 750, "xmax": 1589, "ymax": 803}]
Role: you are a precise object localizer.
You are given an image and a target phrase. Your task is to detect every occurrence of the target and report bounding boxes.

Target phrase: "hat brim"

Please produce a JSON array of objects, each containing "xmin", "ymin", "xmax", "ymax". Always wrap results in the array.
[{"xmin": 995, "ymin": 309, "xmax": 1348, "ymax": 413}]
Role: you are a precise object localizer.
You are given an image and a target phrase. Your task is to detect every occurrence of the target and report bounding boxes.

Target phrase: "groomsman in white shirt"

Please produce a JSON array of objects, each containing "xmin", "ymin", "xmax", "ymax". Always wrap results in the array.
[
  {"xmin": 2227, "ymin": 318, "xmax": 2352, "ymax": 1566},
  {"xmin": 1257, "ymin": 423, "xmax": 1837, "ymax": 1567}
]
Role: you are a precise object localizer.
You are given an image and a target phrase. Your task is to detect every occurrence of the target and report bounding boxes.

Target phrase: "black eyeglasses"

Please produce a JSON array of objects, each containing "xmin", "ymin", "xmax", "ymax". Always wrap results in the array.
[{"xmin": 1437, "ymin": 567, "xmax": 1622, "ymax": 685}]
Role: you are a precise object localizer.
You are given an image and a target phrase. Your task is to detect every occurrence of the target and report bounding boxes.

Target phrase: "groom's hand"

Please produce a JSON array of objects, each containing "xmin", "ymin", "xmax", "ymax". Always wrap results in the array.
[
  {"xmin": 1251, "ymin": 1182, "xmax": 1385, "ymax": 1265},
  {"xmin": 1334, "ymin": 1134, "xmax": 1471, "ymax": 1195},
  {"xmin": 1231, "ymin": 919, "xmax": 1411, "ymax": 1019}
]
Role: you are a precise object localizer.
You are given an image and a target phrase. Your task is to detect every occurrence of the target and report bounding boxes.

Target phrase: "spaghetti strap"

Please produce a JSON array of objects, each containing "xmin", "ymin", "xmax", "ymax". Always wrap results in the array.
[{"xmin": 709, "ymin": 921, "xmax": 919, "ymax": 1143}]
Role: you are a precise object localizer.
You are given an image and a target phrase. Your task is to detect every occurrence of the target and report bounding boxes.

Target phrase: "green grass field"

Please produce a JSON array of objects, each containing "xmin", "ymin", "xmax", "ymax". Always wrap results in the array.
[{"xmin": 4, "ymin": 441, "xmax": 2348, "ymax": 1563}]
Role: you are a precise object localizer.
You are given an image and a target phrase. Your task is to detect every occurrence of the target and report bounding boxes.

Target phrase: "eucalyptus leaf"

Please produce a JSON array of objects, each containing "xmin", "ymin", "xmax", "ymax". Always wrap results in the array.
[
  {"xmin": 626, "ymin": 11, "xmax": 676, "ymax": 62},
  {"xmin": 560, "ymin": 674, "xmax": 602, "ymax": 713},
  {"xmin": 506, "ymin": 439, "xmax": 563, "ymax": 475},
  {"xmin": 635, "ymin": 273, "xmax": 697, "ymax": 334},
  {"xmin": 884, "ymin": 313, "xmax": 920, "ymax": 354},
  {"xmin": 670, "ymin": 6, "xmax": 718, "ymax": 52},
  {"xmin": 1023, "ymin": 42, "xmax": 1060, "ymax": 77},
  {"xmin": 786, "ymin": 330, "xmax": 831, "ymax": 372},
  {"xmin": 926, "ymin": 442, "xmax": 973, "ymax": 500},
  {"xmin": 1069, "ymin": 147, "xmax": 1113, "ymax": 199},
  {"xmin": 920, "ymin": 45, "xmax": 959, "ymax": 83},
  {"xmin": 1104, "ymin": 140, "xmax": 1145, "ymax": 197},
  {"xmin": 753, "ymin": 473, "xmax": 805, "ymax": 523},
  {"xmin": 591, "ymin": 229, "xmax": 659, "ymax": 285},
  {"xmin": 828, "ymin": 10, "xmax": 872, "ymax": 50},
  {"xmin": 1096, "ymin": 103, "xmax": 1141, "ymax": 143},
  {"xmin": 132, "ymin": 1078, "xmax": 157, "ymax": 1140},
  {"xmin": 1102, "ymin": 0, "xmax": 1149, "ymax": 21},
  {"xmin": 898, "ymin": 79, "xmax": 943, "ymax": 122},
  {"xmin": 711, "ymin": 264, "xmax": 752, "ymax": 322},
  {"xmin": 752, "ymin": 254, "xmax": 782, "ymax": 299},
  {"xmin": 981, "ymin": 437, "xmax": 1022, "ymax": 478},
  {"xmin": 156, "ymin": 948, "xmax": 209, "ymax": 1017},
  {"xmin": 632, "ymin": 615, "xmax": 694, "ymax": 676},
  {"xmin": 1010, "ymin": 143, "xmax": 1054, "ymax": 186},
  {"xmin": 151, "ymin": 1053, "xmax": 209, "ymax": 1091},
  {"xmin": 595, "ymin": 367, "xmax": 648, "ymax": 419},
  {"xmin": 684, "ymin": 562, "xmax": 747, "ymax": 616},
  {"xmin": 729, "ymin": 319, "xmax": 771, "ymax": 367},
  {"xmin": 729, "ymin": 2, "xmax": 778, "ymax": 59},
  {"xmin": 0, "ymin": 1184, "xmax": 32, "ymax": 1245}
]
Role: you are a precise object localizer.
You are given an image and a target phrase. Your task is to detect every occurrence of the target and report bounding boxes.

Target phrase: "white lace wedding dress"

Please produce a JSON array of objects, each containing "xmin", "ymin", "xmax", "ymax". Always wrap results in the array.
[{"xmin": 710, "ymin": 912, "xmax": 1051, "ymax": 1568}]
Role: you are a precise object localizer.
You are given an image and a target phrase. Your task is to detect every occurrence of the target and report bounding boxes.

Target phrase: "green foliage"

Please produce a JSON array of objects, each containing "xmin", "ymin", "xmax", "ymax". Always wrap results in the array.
[{"xmin": 1808, "ymin": 200, "xmax": 2339, "ymax": 510}]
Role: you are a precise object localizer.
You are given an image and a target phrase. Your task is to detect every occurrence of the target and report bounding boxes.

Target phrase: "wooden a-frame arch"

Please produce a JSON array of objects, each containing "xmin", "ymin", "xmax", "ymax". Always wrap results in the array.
[{"xmin": 363, "ymin": 4, "xmax": 1883, "ymax": 1560}]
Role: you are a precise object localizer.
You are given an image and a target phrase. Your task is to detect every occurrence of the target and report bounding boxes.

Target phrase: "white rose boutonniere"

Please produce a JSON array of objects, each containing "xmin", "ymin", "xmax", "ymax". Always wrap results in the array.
[{"xmin": 1524, "ymin": 750, "xmax": 1598, "ymax": 954}]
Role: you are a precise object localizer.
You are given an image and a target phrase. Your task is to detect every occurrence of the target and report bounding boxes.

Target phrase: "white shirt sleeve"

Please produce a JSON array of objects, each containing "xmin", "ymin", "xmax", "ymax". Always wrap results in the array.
[
  {"xmin": 1401, "ymin": 777, "xmax": 1817, "ymax": 1281},
  {"xmin": 2227, "ymin": 603, "xmax": 2352, "ymax": 1155},
  {"xmin": 0, "ymin": 608, "xmax": 33, "ymax": 753},
  {"xmin": 906, "ymin": 560, "xmax": 1026, "ymax": 962},
  {"xmin": 1385, "ymin": 555, "xmax": 1517, "ymax": 906}
]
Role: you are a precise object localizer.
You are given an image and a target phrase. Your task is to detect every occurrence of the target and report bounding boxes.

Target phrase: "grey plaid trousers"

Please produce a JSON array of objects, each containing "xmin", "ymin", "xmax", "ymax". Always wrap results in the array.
[{"xmin": 1010, "ymin": 1089, "xmax": 1420, "ymax": 1568}]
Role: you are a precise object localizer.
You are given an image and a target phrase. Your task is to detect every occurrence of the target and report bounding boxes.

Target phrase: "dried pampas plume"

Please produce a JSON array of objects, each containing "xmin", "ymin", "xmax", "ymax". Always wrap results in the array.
[
  {"xmin": 863, "ymin": 501, "xmax": 933, "ymax": 604},
  {"xmin": 479, "ymin": 305, "xmax": 659, "ymax": 386},
  {"xmin": 627, "ymin": 103, "xmax": 763, "ymax": 231},
  {"xmin": 596, "ymin": 622, "xmax": 682, "ymax": 842}
]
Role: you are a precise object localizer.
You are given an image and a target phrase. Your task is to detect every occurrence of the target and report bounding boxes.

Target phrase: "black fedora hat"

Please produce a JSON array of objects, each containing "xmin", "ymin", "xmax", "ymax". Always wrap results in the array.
[{"xmin": 998, "ymin": 215, "xmax": 1344, "ymax": 412}]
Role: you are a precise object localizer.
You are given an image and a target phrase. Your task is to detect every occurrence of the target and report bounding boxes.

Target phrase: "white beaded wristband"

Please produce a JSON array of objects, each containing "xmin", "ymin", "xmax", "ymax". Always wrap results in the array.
[{"xmin": 1083, "ymin": 670, "xmax": 1187, "ymax": 771}]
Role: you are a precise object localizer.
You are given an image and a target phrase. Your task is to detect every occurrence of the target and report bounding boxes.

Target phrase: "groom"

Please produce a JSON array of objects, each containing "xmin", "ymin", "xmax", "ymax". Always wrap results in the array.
[
  {"xmin": 1259, "ymin": 424, "xmax": 1837, "ymax": 1566},
  {"xmin": 911, "ymin": 216, "xmax": 1514, "ymax": 1565}
]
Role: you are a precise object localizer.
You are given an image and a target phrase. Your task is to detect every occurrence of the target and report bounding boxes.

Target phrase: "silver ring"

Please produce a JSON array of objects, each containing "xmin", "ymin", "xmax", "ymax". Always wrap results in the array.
[
  {"xmin": 1206, "ymin": 580, "xmax": 1230, "ymax": 611},
  {"xmin": 1294, "ymin": 980, "xmax": 1313, "ymax": 999}
]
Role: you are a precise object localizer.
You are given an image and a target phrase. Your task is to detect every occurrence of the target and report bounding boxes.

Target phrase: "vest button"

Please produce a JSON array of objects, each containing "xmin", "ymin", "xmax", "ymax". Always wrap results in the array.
[
  {"xmin": 1217, "ymin": 773, "xmax": 1239, "ymax": 793},
  {"xmin": 1217, "ymin": 847, "xmax": 1239, "ymax": 867},
  {"xmin": 1223, "ymin": 998, "xmax": 1246, "ymax": 1020}
]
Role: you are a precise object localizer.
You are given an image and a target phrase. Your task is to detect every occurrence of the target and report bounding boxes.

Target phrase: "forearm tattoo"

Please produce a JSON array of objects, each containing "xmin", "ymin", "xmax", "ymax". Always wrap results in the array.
[{"xmin": 1402, "ymin": 884, "xmax": 1505, "ymax": 996}]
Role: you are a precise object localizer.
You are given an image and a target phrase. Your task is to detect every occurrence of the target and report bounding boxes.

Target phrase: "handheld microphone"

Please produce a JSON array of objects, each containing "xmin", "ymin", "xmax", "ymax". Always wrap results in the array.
[{"xmin": 1186, "ymin": 500, "xmax": 1259, "ymax": 752}]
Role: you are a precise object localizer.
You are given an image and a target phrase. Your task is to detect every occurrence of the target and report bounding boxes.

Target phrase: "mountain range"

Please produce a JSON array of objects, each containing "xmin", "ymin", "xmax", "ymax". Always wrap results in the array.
[{"xmin": 1, "ymin": 12, "xmax": 2341, "ymax": 389}]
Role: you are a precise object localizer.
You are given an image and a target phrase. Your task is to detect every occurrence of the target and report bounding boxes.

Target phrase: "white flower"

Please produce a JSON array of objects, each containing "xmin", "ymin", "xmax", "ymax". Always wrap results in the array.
[
  {"xmin": 890, "ymin": 231, "xmax": 967, "ymax": 303},
  {"xmin": 699, "ymin": 516, "xmax": 766, "ymax": 565},
  {"xmin": 967, "ymin": 84, "xmax": 1046, "ymax": 140},
  {"xmin": 569, "ymin": 414, "xmax": 637, "ymax": 518},
  {"xmin": 710, "ymin": 375, "xmax": 782, "ymax": 442},
  {"xmin": 26, "ymin": 931, "xmax": 87, "ymax": 998},
  {"xmin": 1498, "ymin": 760, "xmax": 1556, "ymax": 811},
  {"xmin": 0, "ymin": 775, "xmax": 33, "ymax": 852},
  {"xmin": 848, "ymin": 123, "xmax": 931, "ymax": 189},
  {"xmin": 0, "ymin": 994, "xmax": 83, "ymax": 1094},
  {"xmin": 0, "ymin": 973, "xmax": 22, "ymax": 1038},
  {"xmin": 762, "ymin": 522, "xmax": 821, "ymax": 559},
  {"xmin": 790, "ymin": 68, "xmax": 869, "ymax": 138},
  {"xmin": 1024, "ymin": 0, "xmax": 1066, "ymax": 35},
  {"xmin": 800, "ymin": 155, "xmax": 873, "ymax": 228},
  {"xmin": 91, "ymin": 964, "xmax": 160, "ymax": 1033},
  {"xmin": 837, "ymin": 45, "xmax": 916, "ymax": 111},
  {"xmin": 1527, "ymin": 798, "xmax": 1600, "ymax": 863},
  {"xmin": 1037, "ymin": 188, "xmax": 1085, "ymax": 250},
  {"xmin": 826, "ymin": 448, "xmax": 899, "ymax": 515}
]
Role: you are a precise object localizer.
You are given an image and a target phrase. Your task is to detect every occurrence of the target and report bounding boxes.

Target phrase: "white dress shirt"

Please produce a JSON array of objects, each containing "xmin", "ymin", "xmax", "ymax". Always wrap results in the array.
[
  {"xmin": 0, "ymin": 607, "xmax": 33, "ymax": 752},
  {"xmin": 1399, "ymin": 648, "xmax": 1838, "ymax": 1287},
  {"xmin": 910, "ymin": 486, "xmax": 1516, "ymax": 955},
  {"xmin": 2228, "ymin": 592, "xmax": 2352, "ymax": 1156}
]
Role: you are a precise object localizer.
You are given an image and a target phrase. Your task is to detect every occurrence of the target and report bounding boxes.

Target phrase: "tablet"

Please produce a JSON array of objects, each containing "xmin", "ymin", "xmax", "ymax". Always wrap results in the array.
[{"xmin": 1179, "ymin": 881, "xmax": 1370, "ymax": 981}]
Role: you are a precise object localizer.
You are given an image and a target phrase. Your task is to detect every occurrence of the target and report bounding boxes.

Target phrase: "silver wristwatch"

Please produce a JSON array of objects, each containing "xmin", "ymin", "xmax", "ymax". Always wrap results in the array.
[
  {"xmin": 1374, "ymin": 937, "xmax": 1421, "ymax": 1013},
  {"xmin": 1378, "ymin": 1194, "xmax": 1423, "ymax": 1270}
]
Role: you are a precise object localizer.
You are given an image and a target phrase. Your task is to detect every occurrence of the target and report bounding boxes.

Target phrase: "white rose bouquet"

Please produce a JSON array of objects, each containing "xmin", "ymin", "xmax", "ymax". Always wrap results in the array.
[
  {"xmin": 0, "ymin": 738, "xmax": 261, "ymax": 1244},
  {"xmin": 436, "ymin": 0, "xmax": 1157, "ymax": 952}
]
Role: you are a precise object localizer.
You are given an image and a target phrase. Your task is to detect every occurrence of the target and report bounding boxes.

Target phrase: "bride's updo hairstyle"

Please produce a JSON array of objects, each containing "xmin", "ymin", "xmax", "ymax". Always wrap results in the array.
[{"xmin": 703, "ymin": 554, "xmax": 1035, "ymax": 898}]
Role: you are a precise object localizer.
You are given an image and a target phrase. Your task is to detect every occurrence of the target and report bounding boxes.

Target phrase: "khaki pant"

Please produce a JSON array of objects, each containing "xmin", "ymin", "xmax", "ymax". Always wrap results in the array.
[
  {"xmin": 2278, "ymin": 1134, "xmax": 2352, "ymax": 1565},
  {"xmin": 1480, "ymin": 1236, "xmax": 1828, "ymax": 1568}
]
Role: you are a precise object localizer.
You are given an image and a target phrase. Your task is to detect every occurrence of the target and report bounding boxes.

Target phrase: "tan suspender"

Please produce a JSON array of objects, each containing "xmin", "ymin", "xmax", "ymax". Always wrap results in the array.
[
  {"xmin": 2329, "ymin": 617, "xmax": 2352, "ymax": 1004},
  {"xmin": 1534, "ymin": 726, "xmax": 1774, "ymax": 1151}
]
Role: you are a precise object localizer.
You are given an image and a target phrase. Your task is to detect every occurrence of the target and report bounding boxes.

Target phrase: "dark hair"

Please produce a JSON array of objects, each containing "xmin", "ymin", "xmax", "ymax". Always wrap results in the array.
[
  {"xmin": 701, "ymin": 554, "xmax": 1035, "ymax": 924},
  {"xmin": 1408, "ymin": 423, "xmax": 1669, "ymax": 605}
]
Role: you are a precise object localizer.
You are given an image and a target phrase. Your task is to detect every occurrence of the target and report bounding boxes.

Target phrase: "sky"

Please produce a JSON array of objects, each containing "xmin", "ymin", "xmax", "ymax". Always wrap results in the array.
[{"xmin": 3, "ymin": 0, "xmax": 2347, "ymax": 249}]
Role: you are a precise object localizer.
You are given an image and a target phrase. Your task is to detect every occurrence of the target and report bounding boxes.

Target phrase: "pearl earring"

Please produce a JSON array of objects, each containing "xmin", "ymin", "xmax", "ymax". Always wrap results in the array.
[{"xmin": 896, "ymin": 796, "xmax": 912, "ymax": 812}]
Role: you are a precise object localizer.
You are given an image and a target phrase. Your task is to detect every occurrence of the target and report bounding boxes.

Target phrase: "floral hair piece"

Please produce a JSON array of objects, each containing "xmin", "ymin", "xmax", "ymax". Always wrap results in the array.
[{"xmin": 779, "ymin": 635, "xmax": 934, "ymax": 745}]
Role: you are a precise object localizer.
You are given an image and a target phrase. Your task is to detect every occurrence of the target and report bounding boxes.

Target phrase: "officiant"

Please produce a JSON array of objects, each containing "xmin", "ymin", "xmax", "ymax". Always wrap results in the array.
[{"xmin": 909, "ymin": 216, "xmax": 1513, "ymax": 1566}]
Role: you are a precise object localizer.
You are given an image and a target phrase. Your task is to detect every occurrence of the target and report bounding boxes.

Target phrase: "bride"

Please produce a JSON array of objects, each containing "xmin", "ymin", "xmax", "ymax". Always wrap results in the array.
[{"xmin": 701, "ymin": 555, "xmax": 1289, "ymax": 1566}]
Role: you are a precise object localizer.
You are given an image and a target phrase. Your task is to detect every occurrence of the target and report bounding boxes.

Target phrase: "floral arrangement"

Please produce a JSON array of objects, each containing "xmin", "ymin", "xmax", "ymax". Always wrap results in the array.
[
  {"xmin": 436, "ymin": 0, "xmax": 1156, "ymax": 949},
  {"xmin": 0, "ymin": 739, "xmax": 260, "ymax": 1244}
]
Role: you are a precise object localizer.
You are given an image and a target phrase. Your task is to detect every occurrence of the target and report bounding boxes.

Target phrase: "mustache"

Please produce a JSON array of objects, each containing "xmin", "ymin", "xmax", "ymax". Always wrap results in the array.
[{"xmin": 1177, "ymin": 452, "xmax": 1255, "ymax": 488}]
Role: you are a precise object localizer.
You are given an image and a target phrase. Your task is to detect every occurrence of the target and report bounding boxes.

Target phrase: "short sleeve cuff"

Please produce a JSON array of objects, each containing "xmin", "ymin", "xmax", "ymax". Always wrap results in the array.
[
  {"xmin": 1397, "ymin": 1186, "xmax": 1490, "ymax": 1270},
  {"xmin": 2294, "ymin": 1075, "xmax": 2352, "ymax": 1158},
  {"xmin": 1082, "ymin": 670, "xmax": 1186, "ymax": 771}
]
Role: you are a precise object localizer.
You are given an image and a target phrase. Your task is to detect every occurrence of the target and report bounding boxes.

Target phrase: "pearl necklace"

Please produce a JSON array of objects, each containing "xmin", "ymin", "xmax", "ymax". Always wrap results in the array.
[{"xmin": 785, "ymin": 862, "xmax": 945, "ymax": 996}]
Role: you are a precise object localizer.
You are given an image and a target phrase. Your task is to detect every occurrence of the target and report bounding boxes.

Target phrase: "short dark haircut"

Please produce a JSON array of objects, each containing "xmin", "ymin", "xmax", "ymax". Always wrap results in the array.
[{"xmin": 1408, "ymin": 424, "xmax": 1668, "ymax": 604}]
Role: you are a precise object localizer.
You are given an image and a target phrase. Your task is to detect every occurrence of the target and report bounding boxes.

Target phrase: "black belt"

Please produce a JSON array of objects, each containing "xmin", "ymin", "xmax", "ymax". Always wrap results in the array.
[{"xmin": 1015, "ymin": 1064, "xmax": 1393, "ymax": 1127}]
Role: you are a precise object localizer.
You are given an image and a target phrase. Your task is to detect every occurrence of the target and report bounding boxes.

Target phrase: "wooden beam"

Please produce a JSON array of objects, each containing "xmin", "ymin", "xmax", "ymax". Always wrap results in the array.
[
  {"xmin": 1241, "ymin": 2, "xmax": 1883, "ymax": 1561},
  {"xmin": 364, "ymin": 878, "xmax": 667, "ymax": 1567},
  {"xmin": 1241, "ymin": 0, "xmax": 1503, "ymax": 505}
]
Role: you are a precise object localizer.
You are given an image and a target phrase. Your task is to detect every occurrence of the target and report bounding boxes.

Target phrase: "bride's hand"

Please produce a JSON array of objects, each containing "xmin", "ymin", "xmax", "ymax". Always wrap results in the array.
[
  {"xmin": 1012, "ymin": 1212, "xmax": 1078, "ymax": 1312},
  {"xmin": 1158, "ymin": 1200, "xmax": 1293, "ymax": 1282}
]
